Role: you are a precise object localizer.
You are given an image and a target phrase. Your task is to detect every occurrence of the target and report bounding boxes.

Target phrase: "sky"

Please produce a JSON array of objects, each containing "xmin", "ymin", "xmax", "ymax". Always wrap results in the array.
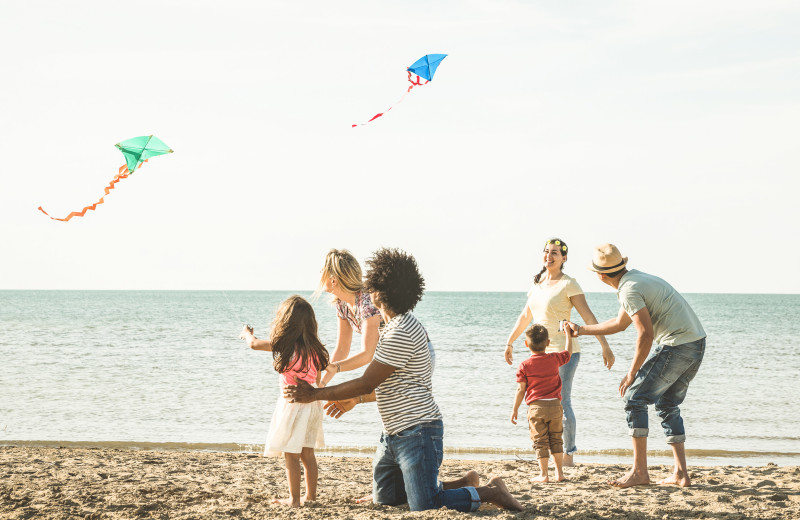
[{"xmin": 1, "ymin": 0, "xmax": 798, "ymax": 294}]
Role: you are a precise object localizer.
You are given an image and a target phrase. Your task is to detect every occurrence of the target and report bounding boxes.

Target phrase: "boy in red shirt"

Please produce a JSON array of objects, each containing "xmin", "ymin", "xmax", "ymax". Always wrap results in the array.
[{"xmin": 511, "ymin": 323, "xmax": 574, "ymax": 482}]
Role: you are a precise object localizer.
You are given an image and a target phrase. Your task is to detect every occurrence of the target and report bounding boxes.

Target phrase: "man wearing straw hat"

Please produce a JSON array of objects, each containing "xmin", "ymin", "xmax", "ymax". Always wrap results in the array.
[{"xmin": 564, "ymin": 244, "xmax": 706, "ymax": 488}]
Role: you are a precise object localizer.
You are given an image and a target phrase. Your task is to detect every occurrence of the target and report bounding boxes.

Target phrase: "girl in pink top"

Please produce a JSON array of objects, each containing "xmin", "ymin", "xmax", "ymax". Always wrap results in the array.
[{"xmin": 241, "ymin": 295, "xmax": 330, "ymax": 508}]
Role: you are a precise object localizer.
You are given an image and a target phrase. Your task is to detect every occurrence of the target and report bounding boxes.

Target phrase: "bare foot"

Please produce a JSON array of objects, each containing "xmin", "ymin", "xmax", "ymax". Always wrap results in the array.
[
  {"xmin": 608, "ymin": 469, "xmax": 651, "ymax": 488},
  {"xmin": 444, "ymin": 470, "xmax": 481, "ymax": 489},
  {"xmin": 482, "ymin": 476, "xmax": 524, "ymax": 511},
  {"xmin": 354, "ymin": 494, "xmax": 373, "ymax": 504},
  {"xmin": 303, "ymin": 494, "xmax": 316, "ymax": 503},
  {"xmin": 657, "ymin": 471, "xmax": 691, "ymax": 487},
  {"xmin": 555, "ymin": 473, "xmax": 566, "ymax": 482},
  {"xmin": 563, "ymin": 453, "xmax": 575, "ymax": 467},
  {"xmin": 271, "ymin": 497, "xmax": 301, "ymax": 507},
  {"xmin": 531, "ymin": 475, "xmax": 549, "ymax": 483}
]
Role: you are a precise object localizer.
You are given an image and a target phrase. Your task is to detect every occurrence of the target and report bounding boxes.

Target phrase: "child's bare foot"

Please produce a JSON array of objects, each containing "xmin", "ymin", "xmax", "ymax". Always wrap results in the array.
[
  {"xmin": 657, "ymin": 470, "xmax": 691, "ymax": 487},
  {"xmin": 608, "ymin": 469, "xmax": 651, "ymax": 488},
  {"xmin": 354, "ymin": 494, "xmax": 373, "ymax": 504},
  {"xmin": 531, "ymin": 475, "xmax": 549, "ymax": 483},
  {"xmin": 562, "ymin": 453, "xmax": 575, "ymax": 467},
  {"xmin": 483, "ymin": 476, "xmax": 524, "ymax": 510},
  {"xmin": 272, "ymin": 497, "xmax": 302, "ymax": 507}
]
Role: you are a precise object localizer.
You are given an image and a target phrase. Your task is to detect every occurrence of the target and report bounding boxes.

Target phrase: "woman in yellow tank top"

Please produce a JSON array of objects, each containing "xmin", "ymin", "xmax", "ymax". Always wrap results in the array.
[{"xmin": 505, "ymin": 238, "xmax": 615, "ymax": 466}]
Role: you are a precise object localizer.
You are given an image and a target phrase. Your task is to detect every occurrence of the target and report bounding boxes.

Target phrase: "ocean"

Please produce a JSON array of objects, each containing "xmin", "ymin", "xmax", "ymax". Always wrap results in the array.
[{"xmin": 2, "ymin": 290, "xmax": 799, "ymax": 466}]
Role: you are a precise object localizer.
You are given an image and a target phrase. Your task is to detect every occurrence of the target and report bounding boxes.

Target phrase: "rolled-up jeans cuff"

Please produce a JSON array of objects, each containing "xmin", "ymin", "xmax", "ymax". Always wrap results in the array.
[
  {"xmin": 666, "ymin": 434, "xmax": 686, "ymax": 444},
  {"xmin": 629, "ymin": 428, "xmax": 649, "ymax": 438},
  {"xmin": 465, "ymin": 486, "xmax": 481, "ymax": 512}
]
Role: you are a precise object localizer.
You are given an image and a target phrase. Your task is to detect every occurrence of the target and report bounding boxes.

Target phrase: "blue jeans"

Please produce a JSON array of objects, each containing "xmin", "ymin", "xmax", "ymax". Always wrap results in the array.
[
  {"xmin": 558, "ymin": 352, "xmax": 580, "ymax": 455},
  {"xmin": 624, "ymin": 338, "xmax": 705, "ymax": 443},
  {"xmin": 372, "ymin": 420, "xmax": 480, "ymax": 512}
]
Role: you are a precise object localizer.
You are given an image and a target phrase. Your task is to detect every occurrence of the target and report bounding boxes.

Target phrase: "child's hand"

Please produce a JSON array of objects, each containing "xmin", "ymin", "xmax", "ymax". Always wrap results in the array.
[
  {"xmin": 563, "ymin": 321, "xmax": 579, "ymax": 337},
  {"xmin": 240, "ymin": 324, "xmax": 254, "ymax": 341},
  {"xmin": 510, "ymin": 409, "xmax": 518, "ymax": 425}
]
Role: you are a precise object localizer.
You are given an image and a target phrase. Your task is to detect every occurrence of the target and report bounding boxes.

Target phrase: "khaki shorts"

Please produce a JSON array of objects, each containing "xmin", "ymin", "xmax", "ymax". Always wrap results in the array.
[{"xmin": 527, "ymin": 399, "xmax": 564, "ymax": 459}]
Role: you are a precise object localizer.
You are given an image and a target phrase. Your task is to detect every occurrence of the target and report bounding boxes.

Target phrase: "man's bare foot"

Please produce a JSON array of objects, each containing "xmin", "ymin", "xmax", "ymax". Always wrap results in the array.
[
  {"xmin": 271, "ymin": 497, "xmax": 301, "ymax": 507},
  {"xmin": 608, "ymin": 469, "xmax": 651, "ymax": 488},
  {"xmin": 444, "ymin": 469, "xmax": 481, "ymax": 489},
  {"xmin": 562, "ymin": 453, "xmax": 575, "ymax": 467},
  {"xmin": 555, "ymin": 473, "xmax": 566, "ymax": 482},
  {"xmin": 531, "ymin": 475, "xmax": 549, "ymax": 483},
  {"xmin": 657, "ymin": 471, "xmax": 691, "ymax": 487},
  {"xmin": 480, "ymin": 476, "xmax": 524, "ymax": 511},
  {"xmin": 303, "ymin": 494, "xmax": 316, "ymax": 503},
  {"xmin": 354, "ymin": 494, "xmax": 373, "ymax": 504}
]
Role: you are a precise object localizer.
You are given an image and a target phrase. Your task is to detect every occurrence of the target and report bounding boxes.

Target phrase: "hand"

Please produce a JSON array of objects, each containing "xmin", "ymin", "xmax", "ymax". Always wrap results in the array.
[
  {"xmin": 239, "ymin": 324, "xmax": 254, "ymax": 341},
  {"xmin": 564, "ymin": 321, "xmax": 580, "ymax": 337},
  {"xmin": 283, "ymin": 379, "xmax": 318, "ymax": 403},
  {"xmin": 602, "ymin": 347, "xmax": 615, "ymax": 370},
  {"xmin": 324, "ymin": 398, "xmax": 357, "ymax": 419},
  {"xmin": 619, "ymin": 372, "xmax": 635, "ymax": 397},
  {"xmin": 510, "ymin": 409, "xmax": 518, "ymax": 425},
  {"xmin": 504, "ymin": 345, "xmax": 513, "ymax": 365},
  {"xmin": 320, "ymin": 366, "xmax": 336, "ymax": 387}
]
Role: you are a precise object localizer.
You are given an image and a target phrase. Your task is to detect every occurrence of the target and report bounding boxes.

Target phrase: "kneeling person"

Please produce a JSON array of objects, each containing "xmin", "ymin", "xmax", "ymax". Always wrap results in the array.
[{"xmin": 285, "ymin": 248, "xmax": 523, "ymax": 512}]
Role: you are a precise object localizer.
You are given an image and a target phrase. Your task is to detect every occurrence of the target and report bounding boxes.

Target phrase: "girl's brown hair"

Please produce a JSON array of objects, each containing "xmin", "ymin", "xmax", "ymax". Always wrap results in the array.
[{"xmin": 270, "ymin": 295, "xmax": 329, "ymax": 376}]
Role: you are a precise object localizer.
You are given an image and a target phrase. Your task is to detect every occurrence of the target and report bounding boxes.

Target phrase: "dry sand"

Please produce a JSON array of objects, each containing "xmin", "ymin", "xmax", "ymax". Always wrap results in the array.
[{"xmin": 1, "ymin": 446, "xmax": 798, "ymax": 519}]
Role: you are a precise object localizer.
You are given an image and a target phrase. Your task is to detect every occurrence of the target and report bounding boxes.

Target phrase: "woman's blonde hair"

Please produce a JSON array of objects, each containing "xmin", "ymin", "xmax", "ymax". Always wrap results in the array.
[
  {"xmin": 270, "ymin": 295, "xmax": 329, "ymax": 375},
  {"xmin": 316, "ymin": 248, "xmax": 364, "ymax": 302}
]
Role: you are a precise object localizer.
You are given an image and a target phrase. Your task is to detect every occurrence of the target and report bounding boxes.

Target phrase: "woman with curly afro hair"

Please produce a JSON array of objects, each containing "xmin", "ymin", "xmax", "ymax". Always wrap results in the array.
[{"xmin": 286, "ymin": 248, "xmax": 523, "ymax": 512}]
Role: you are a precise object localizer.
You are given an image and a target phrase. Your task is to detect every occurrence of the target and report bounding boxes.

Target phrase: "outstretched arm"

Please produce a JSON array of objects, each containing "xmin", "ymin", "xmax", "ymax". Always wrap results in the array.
[
  {"xmin": 505, "ymin": 305, "xmax": 533, "ymax": 365},
  {"xmin": 569, "ymin": 306, "xmax": 632, "ymax": 337},
  {"xmin": 240, "ymin": 325, "xmax": 272, "ymax": 351},
  {"xmin": 570, "ymin": 294, "xmax": 615, "ymax": 369},
  {"xmin": 321, "ymin": 315, "xmax": 381, "ymax": 385},
  {"xmin": 286, "ymin": 359, "xmax": 396, "ymax": 403}
]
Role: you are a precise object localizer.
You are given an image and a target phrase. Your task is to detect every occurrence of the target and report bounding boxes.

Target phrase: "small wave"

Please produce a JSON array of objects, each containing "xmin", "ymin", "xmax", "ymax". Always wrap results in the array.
[{"xmin": 2, "ymin": 440, "xmax": 798, "ymax": 460}]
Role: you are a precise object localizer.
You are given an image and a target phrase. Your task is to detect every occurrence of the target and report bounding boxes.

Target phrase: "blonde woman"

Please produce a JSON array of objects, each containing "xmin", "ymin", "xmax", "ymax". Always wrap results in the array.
[
  {"xmin": 505, "ymin": 238, "xmax": 615, "ymax": 466},
  {"xmin": 317, "ymin": 249, "xmax": 382, "ymax": 388}
]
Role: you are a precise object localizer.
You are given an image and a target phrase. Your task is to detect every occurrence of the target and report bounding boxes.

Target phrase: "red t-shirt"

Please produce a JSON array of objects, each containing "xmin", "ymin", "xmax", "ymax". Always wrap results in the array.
[{"xmin": 515, "ymin": 351, "xmax": 571, "ymax": 404}]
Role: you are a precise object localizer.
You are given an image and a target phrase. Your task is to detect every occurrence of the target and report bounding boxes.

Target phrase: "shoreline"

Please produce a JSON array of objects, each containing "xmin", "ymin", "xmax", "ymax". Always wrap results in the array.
[
  {"xmin": 2, "ymin": 446, "xmax": 798, "ymax": 519},
  {"xmin": 3, "ymin": 440, "xmax": 800, "ymax": 467}
]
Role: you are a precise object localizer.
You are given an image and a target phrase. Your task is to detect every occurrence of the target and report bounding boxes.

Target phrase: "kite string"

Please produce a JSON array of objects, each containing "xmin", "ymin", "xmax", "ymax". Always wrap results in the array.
[{"xmin": 220, "ymin": 290, "xmax": 246, "ymax": 328}]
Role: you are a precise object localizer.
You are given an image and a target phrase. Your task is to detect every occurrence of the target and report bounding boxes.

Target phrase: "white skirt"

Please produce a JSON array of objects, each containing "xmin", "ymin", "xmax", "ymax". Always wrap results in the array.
[{"xmin": 265, "ymin": 388, "xmax": 324, "ymax": 457}]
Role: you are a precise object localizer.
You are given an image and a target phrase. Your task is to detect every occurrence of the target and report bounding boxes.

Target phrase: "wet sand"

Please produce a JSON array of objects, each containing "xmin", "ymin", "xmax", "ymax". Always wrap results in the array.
[{"xmin": 1, "ymin": 446, "xmax": 798, "ymax": 519}]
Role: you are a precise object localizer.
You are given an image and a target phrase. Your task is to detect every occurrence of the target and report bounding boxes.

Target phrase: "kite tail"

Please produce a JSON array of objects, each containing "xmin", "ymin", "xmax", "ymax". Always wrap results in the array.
[
  {"xmin": 351, "ymin": 72, "xmax": 429, "ymax": 128},
  {"xmin": 38, "ymin": 161, "xmax": 147, "ymax": 222}
]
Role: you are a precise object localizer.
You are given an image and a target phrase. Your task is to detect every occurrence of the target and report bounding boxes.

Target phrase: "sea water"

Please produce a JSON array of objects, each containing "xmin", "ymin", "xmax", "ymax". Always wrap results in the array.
[{"xmin": 2, "ymin": 290, "xmax": 799, "ymax": 465}]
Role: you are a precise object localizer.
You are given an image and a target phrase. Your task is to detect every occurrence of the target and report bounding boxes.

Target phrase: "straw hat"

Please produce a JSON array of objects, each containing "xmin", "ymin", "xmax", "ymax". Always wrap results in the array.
[{"xmin": 588, "ymin": 243, "xmax": 628, "ymax": 274}]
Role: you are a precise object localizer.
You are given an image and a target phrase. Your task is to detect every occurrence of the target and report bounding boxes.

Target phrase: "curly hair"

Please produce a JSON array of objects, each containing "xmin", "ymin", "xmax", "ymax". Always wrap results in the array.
[{"xmin": 363, "ymin": 248, "xmax": 425, "ymax": 316}]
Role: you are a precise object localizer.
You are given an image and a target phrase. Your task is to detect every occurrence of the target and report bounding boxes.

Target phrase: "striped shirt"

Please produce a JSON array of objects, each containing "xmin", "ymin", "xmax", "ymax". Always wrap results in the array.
[{"xmin": 373, "ymin": 313, "xmax": 441, "ymax": 435}]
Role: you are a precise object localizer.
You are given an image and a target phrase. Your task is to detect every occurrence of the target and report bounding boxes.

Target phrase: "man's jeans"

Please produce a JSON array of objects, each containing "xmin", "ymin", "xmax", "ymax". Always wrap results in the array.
[
  {"xmin": 372, "ymin": 420, "xmax": 480, "ymax": 512},
  {"xmin": 624, "ymin": 337, "xmax": 705, "ymax": 443}
]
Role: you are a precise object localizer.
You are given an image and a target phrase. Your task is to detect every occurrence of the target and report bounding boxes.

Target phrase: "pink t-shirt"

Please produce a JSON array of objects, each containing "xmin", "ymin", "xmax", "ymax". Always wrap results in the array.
[{"xmin": 280, "ymin": 355, "xmax": 319, "ymax": 387}]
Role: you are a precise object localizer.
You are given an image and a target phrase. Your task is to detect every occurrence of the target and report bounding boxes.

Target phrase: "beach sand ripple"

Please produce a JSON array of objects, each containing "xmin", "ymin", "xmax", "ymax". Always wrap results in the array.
[{"xmin": 1, "ymin": 447, "xmax": 798, "ymax": 519}]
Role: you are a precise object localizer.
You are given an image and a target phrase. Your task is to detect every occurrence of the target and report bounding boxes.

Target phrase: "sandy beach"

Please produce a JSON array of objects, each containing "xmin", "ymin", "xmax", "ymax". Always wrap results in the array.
[{"xmin": 1, "ymin": 446, "xmax": 797, "ymax": 519}]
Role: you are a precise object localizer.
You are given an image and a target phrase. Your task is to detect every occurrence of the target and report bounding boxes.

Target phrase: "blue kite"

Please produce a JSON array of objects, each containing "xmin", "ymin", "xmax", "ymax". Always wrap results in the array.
[{"xmin": 352, "ymin": 53, "xmax": 448, "ymax": 127}]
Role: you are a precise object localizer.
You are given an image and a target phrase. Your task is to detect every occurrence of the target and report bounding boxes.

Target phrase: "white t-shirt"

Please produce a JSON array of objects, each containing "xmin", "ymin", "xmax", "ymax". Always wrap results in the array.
[
  {"xmin": 372, "ymin": 313, "xmax": 441, "ymax": 435},
  {"xmin": 526, "ymin": 274, "xmax": 583, "ymax": 353}
]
